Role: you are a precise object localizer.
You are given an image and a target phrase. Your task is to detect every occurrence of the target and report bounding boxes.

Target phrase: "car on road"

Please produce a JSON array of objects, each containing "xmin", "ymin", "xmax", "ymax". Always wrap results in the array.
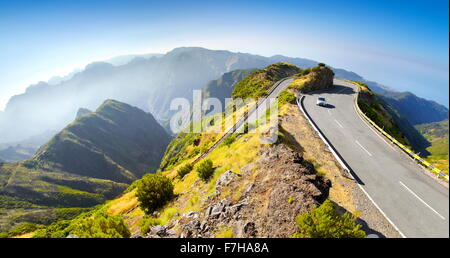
[{"xmin": 316, "ymin": 97, "xmax": 327, "ymax": 107}]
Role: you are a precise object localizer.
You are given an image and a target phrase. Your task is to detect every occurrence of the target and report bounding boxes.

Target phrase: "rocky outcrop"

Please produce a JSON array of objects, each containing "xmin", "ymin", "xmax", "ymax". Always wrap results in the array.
[{"xmin": 298, "ymin": 66, "xmax": 335, "ymax": 93}]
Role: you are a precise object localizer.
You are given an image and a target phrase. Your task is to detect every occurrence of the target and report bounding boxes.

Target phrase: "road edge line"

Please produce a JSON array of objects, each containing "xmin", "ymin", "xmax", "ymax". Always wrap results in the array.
[{"xmin": 297, "ymin": 95, "xmax": 407, "ymax": 238}]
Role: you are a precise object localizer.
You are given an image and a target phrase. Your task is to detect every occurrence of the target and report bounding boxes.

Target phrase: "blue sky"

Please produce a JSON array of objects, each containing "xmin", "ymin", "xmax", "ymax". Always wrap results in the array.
[{"xmin": 0, "ymin": 0, "xmax": 448, "ymax": 110}]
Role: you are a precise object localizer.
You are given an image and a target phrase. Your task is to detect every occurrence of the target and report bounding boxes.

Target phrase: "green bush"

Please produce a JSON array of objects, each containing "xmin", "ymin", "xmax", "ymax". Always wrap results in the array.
[
  {"xmin": 177, "ymin": 164, "xmax": 193, "ymax": 179},
  {"xmin": 136, "ymin": 173, "xmax": 174, "ymax": 214},
  {"xmin": 0, "ymin": 222, "xmax": 41, "ymax": 238},
  {"xmin": 291, "ymin": 200, "xmax": 366, "ymax": 238},
  {"xmin": 222, "ymin": 134, "xmax": 238, "ymax": 147},
  {"xmin": 71, "ymin": 213, "xmax": 131, "ymax": 238},
  {"xmin": 140, "ymin": 215, "xmax": 161, "ymax": 234},
  {"xmin": 33, "ymin": 219, "xmax": 73, "ymax": 238},
  {"xmin": 278, "ymin": 90, "xmax": 296, "ymax": 105},
  {"xmin": 197, "ymin": 159, "xmax": 215, "ymax": 181},
  {"xmin": 318, "ymin": 62, "xmax": 326, "ymax": 67}
]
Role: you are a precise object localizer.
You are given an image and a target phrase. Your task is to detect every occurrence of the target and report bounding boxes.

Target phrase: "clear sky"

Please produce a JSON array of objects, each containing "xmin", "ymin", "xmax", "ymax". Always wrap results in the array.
[{"xmin": 0, "ymin": 0, "xmax": 448, "ymax": 110}]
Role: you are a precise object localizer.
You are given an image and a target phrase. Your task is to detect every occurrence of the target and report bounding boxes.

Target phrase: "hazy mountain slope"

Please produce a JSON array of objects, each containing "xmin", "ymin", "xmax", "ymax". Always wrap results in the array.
[
  {"xmin": 379, "ymin": 92, "xmax": 448, "ymax": 125},
  {"xmin": 0, "ymin": 48, "xmax": 273, "ymax": 143},
  {"xmin": 33, "ymin": 99, "xmax": 170, "ymax": 183},
  {"xmin": 0, "ymin": 130, "xmax": 57, "ymax": 162},
  {"xmin": 0, "ymin": 99, "xmax": 170, "ymax": 231},
  {"xmin": 355, "ymin": 82, "xmax": 430, "ymax": 154},
  {"xmin": 0, "ymin": 146, "xmax": 36, "ymax": 163},
  {"xmin": 202, "ymin": 68, "xmax": 257, "ymax": 103},
  {"xmin": 1, "ymin": 46, "xmax": 447, "ymax": 144}
]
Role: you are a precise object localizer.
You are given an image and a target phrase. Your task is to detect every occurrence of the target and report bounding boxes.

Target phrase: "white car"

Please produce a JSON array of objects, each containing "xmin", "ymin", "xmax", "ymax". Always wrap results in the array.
[{"xmin": 316, "ymin": 97, "xmax": 327, "ymax": 107}]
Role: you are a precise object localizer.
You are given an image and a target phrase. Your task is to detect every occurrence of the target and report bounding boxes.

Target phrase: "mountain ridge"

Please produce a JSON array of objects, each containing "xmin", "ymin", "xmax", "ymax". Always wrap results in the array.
[{"xmin": 1, "ymin": 47, "xmax": 447, "ymax": 145}]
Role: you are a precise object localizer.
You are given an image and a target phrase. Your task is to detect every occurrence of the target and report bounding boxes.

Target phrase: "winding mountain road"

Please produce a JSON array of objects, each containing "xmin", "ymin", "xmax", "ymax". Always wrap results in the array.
[{"xmin": 301, "ymin": 79, "xmax": 449, "ymax": 238}]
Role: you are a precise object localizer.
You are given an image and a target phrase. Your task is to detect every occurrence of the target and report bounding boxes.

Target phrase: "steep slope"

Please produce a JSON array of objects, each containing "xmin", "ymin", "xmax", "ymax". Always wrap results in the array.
[
  {"xmin": 415, "ymin": 120, "xmax": 449, "ymax": 174},
  {"xmin": 0, "ymin": 48, "xmax": 276, "ymax": 143},
  {"xmin": 379, "ymin": 91, "xmax": 448, "ymax": 125},
  {"xmin": 289, "ymin": 64, "xmax": 335, "ymax": 92},
  {"xmin": 33, "ymin": 99, "xmax": 170, "ymax": 183},
  {"xmin": 232, "ymin": 62, "xmax": 301, "ymax": 99},
  {"xmin": 0, "ymin": 99, "xmax": 170, "ymax": 231},
  {"xmin": 355, "ymin": 82, "xmax": 430, "ymax": 154},
  {"xmin": 202, "ymin": 68, "xmax": 257, "ymax": 103}
]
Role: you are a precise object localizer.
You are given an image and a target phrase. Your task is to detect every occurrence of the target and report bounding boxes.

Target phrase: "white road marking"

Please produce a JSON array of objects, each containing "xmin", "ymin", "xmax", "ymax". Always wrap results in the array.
[
  {"xmin": 355, "ymin": 140, "xmax": 373, "ymax": 156},
  {"xmin": 399, "ymin": 181, "xmax": 446, "ymax": 220},
  {"xmin": 334, "ymin": 119, "xmax": 344, "ymax": 128}
]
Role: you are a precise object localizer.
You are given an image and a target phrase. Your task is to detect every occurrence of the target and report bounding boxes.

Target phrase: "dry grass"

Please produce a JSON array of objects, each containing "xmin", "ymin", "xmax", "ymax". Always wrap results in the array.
[
  {"xmin": 106, "ymin": 190, "xmax": 140, "ymax": 215},
  {"xmin": 11, "ymin": 232, "xmax": 35, "ymax": 238},
  {"xmin": 88, "ymin": 100, "xmax": 275, "ymax": 236}
]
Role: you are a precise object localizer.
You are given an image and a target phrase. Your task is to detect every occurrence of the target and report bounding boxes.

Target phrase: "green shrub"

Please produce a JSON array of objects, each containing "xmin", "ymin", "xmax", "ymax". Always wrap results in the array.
[
  {"xmin": 71, "ymin": 213, "xmax": 131, "ymax": 238},
  {"xmin": 0, "ymin": 222, "xmax": 41, "ymax": 238},
  {"xmin": 291, "ymin": 200, "xmax": 366, "ymax": 238},
  {"xmin": 33, "ymin": 219, "xmax": 73, "ymax": 238},
  {"xmin": 222, "ymin": 134, "xmax": 238, "ymax": 147},
  {"xmin": 177, "ymin": 164, "xmax": 193, "ymax": 179},
  {"xmin": 136, "ymin": 173, "xmax": 174, "ymax": 214},
  {"xmin": 197, "ymin": 159, "xmax": 215, "ymax": 181},
  {"xmin": 140, "ymin": 215, "xmax": 161, "ymax": 234},
  {"xmin": 279, "ymin": 90, "xmax": 296, "ymax": 105},
  {"xmin": 318, "ymin": 62, "xmax": 326, "ymax": 67},
  {"xmin": 187, "ymin": 147, "xmax": 201, "ymax": 158}
]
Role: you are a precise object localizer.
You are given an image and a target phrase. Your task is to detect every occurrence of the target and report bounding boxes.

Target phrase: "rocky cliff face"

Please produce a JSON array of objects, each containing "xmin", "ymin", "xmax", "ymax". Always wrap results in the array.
[{"xmin": 142, "ymin": 144, "xmax": 330, "ymax": 238}]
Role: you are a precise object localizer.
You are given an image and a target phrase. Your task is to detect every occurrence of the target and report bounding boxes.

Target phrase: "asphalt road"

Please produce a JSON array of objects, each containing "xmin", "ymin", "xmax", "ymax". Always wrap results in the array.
[{"xmin": 302, "ymin": 79, "xmax": 449, "ymax": 238}]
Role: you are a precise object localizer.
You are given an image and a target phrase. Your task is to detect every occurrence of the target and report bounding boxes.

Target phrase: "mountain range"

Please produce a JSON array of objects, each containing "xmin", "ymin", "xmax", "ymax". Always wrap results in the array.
[{"xmin": 0, "ymin": 47, "xmax": 447, "ymax": 151}]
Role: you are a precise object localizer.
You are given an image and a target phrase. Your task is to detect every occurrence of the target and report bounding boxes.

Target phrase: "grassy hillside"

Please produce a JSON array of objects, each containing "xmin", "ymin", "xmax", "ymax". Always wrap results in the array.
[
  {"xmin": 24, "ymin": 72, "xmax": 370, "ymax": 239},
  {"xmin": 0, "ymin": 99, "xmax": 170, "ymax": 232},
  {"xmin": 289, "ymin": 64, "xmax": 335, "ymax": 92},
  {"xmin": 355, "ymin": 82, "xmax": 410, "ymax": 147},
  {"xmin": 33, "ymin": 99, "xmax": 170, "ymax": 183},
  {"xmin": 202, "ymin": 68, "xmax": 257, "ymax": 102},
  {"xmin": 352, "ymin": 81, "xmax": 431, "ymax": 155},
  {"xmin": 231, "ymin": 62, "xmax": 301, "ymax": 99},
  {"xmin": 380, "ymin": 91, "xmax": 448, "ymax": 125},
  {"xmin": 415, "ymin": 120, "xmax": 449, "ymax": 174}
]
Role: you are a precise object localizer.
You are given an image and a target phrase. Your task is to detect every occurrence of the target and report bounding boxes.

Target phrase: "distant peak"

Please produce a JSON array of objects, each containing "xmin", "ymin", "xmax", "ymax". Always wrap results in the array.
[{"xmin": 76, "ymin": 108, "xmax": 92, "ymax": 119}]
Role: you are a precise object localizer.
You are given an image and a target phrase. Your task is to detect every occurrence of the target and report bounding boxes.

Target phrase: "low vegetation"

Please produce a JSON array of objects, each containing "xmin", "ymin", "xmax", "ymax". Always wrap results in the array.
[
  {"xmin": 415, "ymin": 120, "xmax": 449, "ymax": 174},
  {"xmin": 197, "ymin": 159, "xmax": 215, "ymax": 181},
  {"xmin": 30, "ymin": 206, "xmax": 131, "ymax": 238},
  {"xmin": 356, "ymin": 81, "xmax": 409, "ymax": 146},
  {"xmin": 291, "ymin": 200, "xmax": 365, "ymax": 238},
  {"xmin": 136, "ymin": 173, "xmax": 174, "ymax": 215},
  {"xmin": 278, "ymin": 90, "xmax": 296, "ymax": 105},
  {"xmin": 232, "ymin": 62, "xmax": 301, "ymax": 99},
  {"xmin": 70, "ymin": 212, "xmax": 131, "ymax": 238},
  {"xmin": 0, "ymin": 222, "xmax": 42, "ymax": 238},
  {"xmin": 289, "ymin": 64, "xmax": 334, "ymax": 93},
  {"xmin": 140, "ymin": 215, "xmax": 161, "ymax": 234},
  {"xmin": 177, "ymin": 164, "xmax": 194, "ymax": 179}
]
